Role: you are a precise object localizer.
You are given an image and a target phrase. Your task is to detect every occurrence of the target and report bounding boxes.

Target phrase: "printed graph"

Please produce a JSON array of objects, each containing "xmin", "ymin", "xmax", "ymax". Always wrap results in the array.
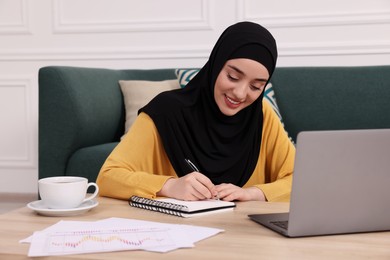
[{"xmin": 46, "ymin": 227, "xmax": 175, "ymax": 254}]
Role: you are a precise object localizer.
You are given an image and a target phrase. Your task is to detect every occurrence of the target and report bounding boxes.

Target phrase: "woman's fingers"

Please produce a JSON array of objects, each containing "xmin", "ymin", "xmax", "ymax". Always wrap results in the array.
[{"xmin": 158, "ymin": 172, "xmax": 218, "ymax": 201}]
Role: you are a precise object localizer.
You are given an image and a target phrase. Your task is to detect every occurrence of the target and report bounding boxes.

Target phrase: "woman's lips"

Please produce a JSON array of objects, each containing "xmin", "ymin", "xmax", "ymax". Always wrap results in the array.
[{"xmin": 225, "ymin": 95, "xmax": 241, "ymax": 109}]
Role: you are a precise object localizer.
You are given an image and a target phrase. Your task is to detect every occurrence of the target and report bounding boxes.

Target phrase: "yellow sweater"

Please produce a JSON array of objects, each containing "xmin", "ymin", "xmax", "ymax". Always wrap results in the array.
[{"xmin": 97, "ymin": 100, "xmax": 295, "ymax": 202}]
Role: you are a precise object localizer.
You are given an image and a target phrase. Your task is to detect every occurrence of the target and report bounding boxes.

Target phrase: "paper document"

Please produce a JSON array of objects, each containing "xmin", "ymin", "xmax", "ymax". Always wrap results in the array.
[{"xmin": 23, "ymin": 217, "xmax": 223, "ymax": 257}]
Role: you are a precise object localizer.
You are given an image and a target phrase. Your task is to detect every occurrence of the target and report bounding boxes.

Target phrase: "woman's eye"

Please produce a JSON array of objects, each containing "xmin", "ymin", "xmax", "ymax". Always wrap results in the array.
[
  {"xmin": 250, "ymin": 85, "xmax": 263, "ymax": 91},
  {"xmin": 227, "ymin": 74, "xmax": 238, "ymax": 81}
]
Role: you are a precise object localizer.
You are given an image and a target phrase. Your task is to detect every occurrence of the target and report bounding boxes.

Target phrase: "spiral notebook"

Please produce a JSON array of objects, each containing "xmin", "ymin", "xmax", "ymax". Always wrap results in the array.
[{"xmin": 129, "ymin": 196, "xmax": 236, "ymax": 218}]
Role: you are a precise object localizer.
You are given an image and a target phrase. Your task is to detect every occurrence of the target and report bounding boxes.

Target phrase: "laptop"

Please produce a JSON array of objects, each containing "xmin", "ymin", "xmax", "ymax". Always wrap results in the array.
[{"xmin": 249, "ymin": 129, "xmax": 390, "ymax": 237}]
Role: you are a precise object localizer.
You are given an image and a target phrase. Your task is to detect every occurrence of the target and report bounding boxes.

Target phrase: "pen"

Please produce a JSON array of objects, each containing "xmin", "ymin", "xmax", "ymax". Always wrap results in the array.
[
  {"xmin": 184, "ymin": 158, "xmax": 199, "ymax": 172},
  {"xmin": 184, "ymin": 158, "xmax": 220, "ymax": 200}
]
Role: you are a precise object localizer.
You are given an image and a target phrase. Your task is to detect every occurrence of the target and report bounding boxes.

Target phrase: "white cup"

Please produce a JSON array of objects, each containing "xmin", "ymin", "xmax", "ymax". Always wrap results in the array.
[{"xmin": 38, "ymin": 176, "xmax": 99, "ymax": 209}]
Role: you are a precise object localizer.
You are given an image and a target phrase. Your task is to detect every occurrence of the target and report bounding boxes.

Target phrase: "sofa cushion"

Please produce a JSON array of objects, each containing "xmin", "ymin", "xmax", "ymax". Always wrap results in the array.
[
  {"xmin": 66, "ymin": 142, "xmax": 119, "ymax": 183},
  {"xmin": 119, "ymin": 79, "xmax": 180, "ymax": 135},
  {"xmin": 176, "ymin": 69, "xmax": 199, "ymax": 88},
  {"xmin": 263, "ymin": 82, "xmax": 283, "ymax": 122}
]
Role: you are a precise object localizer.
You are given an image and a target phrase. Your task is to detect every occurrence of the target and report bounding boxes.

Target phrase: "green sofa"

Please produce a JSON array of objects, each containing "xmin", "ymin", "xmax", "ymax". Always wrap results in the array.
[{"xmin": 39, "ymin": 65, "xmax": 390, "ymax": 183}]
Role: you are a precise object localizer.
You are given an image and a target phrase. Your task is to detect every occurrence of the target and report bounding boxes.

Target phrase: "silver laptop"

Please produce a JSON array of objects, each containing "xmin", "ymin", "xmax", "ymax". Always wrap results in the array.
[{"xmin": 249, "ymin": 129, "xmax": 390, "ymax": 237}]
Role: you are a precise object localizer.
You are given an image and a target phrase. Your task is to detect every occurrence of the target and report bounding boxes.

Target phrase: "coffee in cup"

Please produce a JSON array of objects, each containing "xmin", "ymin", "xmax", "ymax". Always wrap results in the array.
[{"xmin": 38, "ymin": 176, "xmax": 99, "ymax": 209}]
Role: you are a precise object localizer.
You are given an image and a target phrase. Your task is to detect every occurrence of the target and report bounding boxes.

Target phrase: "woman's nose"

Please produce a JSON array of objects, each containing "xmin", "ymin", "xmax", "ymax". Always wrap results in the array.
[{"xmin": 232, "ymin": 83, "xmax": 247, "ymax": 100}]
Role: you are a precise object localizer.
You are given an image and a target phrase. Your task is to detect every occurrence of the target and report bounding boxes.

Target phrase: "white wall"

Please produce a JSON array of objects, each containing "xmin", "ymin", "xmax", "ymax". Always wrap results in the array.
[{"xmin": 1, "ymin": 0, "xmax": 389, "ymax": 194}]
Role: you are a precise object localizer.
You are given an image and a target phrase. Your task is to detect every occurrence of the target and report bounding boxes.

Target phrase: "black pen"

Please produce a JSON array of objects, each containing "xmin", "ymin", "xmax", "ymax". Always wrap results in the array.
[{"xmin": 184, "ymin": 158, "xmax": 220, "ymax": 200}]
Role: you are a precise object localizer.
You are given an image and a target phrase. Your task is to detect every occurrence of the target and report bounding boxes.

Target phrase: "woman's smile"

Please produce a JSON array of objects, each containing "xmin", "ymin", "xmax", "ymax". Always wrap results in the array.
[{"xmin": 224, "ymin": 94, "xmax": 242, "ymax": 109}]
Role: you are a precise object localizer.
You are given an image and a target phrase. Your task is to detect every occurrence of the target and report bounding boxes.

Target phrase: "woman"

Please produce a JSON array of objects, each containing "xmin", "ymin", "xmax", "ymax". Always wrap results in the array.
[{"xmin": 97, "ymin": 22, "xmax": 295, "ymax": 202}]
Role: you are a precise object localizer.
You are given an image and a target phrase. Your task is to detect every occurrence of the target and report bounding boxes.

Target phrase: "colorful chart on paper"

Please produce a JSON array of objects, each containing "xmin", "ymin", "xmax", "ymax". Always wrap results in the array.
[{"xmin": 45, "ymin": 227, "xmax": 174, "ymax": 254}]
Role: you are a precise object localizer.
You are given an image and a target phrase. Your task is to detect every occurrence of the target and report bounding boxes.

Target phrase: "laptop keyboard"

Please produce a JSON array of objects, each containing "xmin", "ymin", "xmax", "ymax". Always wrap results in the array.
[{"xmin": 270, "ymin": 220, "xmax": 289, "ymax": 230}]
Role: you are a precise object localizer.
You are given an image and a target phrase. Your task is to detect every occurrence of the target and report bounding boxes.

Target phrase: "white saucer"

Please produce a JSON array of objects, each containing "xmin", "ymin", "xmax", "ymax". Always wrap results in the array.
[{"xmin": 27, "ymin": 199, "xmax": 98, "ymax": 217}]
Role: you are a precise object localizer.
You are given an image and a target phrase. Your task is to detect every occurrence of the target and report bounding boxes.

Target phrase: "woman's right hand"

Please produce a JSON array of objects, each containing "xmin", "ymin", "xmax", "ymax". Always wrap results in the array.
[{"xmin": 157, "ymin": 172, "xmax": 218, "ymax": 201}]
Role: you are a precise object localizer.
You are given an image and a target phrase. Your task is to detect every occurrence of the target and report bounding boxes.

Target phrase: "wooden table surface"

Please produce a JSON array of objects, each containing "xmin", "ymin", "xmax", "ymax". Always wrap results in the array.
[{"xmin": 1, "ymin": 196, "xmax": 390, "ymax": 260}]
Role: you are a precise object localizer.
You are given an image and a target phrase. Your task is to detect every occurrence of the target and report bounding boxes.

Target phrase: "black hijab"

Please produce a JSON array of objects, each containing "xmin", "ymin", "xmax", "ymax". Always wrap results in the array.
[{"xmin": 140, "ymin": 22, "xmax": 278, "ymax": 186}]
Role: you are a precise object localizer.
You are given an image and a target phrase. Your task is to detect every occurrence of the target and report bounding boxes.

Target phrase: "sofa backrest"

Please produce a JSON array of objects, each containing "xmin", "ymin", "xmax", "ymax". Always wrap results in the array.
[
  {"xmin": 271, "ymin": 66, "xmax": 390, "ymax": 142},
  {"xmin": 39, "ymin": 66, "xmax": 177, "ymax": 180}
]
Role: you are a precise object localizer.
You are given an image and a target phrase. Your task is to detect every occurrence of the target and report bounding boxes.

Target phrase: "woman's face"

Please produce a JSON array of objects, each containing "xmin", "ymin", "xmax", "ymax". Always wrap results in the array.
[{"xmin": 214, "ymin": 58, "xmax": 269, "ymax": 116}]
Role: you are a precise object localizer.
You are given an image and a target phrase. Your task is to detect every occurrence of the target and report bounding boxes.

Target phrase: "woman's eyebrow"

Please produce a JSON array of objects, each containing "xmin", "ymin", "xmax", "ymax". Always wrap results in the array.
[{"xmin": 227, "ymin": 65, "xmax": 268, "ymax": 82}]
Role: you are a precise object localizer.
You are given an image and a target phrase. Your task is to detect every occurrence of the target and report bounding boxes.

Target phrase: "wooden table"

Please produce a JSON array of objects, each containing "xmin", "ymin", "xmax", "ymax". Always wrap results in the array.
[{"xmin": 1, "ymin": 196, "xmax": 390, "ymax": 259}]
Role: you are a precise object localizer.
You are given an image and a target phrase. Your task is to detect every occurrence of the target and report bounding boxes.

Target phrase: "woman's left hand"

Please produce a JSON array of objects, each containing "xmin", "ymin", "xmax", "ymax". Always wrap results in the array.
[{"xmin": 215, "ymin": 184, "xmax": 266, "ymax": 201}]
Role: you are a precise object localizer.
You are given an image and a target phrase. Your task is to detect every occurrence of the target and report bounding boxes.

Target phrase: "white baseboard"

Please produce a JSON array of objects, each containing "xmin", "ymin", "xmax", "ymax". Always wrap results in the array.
[{"xmin": 0, "ymin": 192, "xmax": 37, "ymax": 203}]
